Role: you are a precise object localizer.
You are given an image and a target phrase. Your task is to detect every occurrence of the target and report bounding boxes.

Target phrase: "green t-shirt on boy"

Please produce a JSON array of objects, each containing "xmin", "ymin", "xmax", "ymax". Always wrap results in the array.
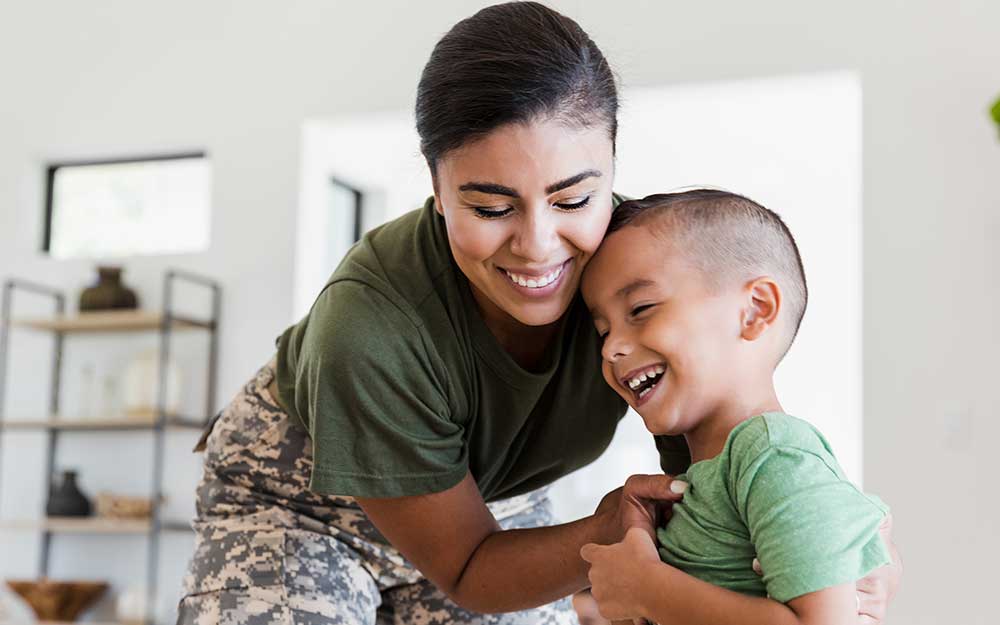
[{"xmin": 657, "ymin": 412, "xmax": 890, "ymax": 603}]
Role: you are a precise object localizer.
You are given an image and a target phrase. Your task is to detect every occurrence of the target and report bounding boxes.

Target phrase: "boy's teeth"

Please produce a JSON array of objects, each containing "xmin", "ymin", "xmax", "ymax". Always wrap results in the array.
[
  {"xmin": 627, "ymin": 366, "xmax": 666, "ymax": 390},
  {"xmin": 505, "ymin": 265, "xmax": 563, "ymax": 289}
]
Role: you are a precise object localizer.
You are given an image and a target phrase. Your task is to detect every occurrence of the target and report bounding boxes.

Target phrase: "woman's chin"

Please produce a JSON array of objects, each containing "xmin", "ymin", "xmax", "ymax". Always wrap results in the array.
[{"xmin": 506, "ymin": 298, "xmax": 574, "ymax": 327}]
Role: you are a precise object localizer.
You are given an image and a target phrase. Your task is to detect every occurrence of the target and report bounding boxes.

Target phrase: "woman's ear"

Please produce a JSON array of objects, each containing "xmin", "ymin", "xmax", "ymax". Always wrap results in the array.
[
  {"xmin": 740, "ymin": 277, "xmax": 782, "ymax": 342},
  {"xmin": 430, "ymin": 172, "xmax": 446, "ymax": 217}
]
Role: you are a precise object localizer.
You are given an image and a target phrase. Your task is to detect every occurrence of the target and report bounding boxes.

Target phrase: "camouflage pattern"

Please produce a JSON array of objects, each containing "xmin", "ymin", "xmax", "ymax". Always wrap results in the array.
[{"xmin": 177, "ymin": 358, "xmax": 575, "ymax": 624}]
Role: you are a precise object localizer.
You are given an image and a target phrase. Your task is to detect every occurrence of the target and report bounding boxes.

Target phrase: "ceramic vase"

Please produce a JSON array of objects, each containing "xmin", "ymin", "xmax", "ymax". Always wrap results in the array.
[
  {"xmin": 46, "ymin": 470, "xmax": 92, "ymax": 517},
  {"xmin": 79, "ymin": 266, "xmax": 139, "ymax": 312}
]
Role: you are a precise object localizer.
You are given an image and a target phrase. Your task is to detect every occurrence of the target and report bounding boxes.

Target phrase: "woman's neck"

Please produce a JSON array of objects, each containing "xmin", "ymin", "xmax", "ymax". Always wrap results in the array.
[{"xmin": 468, "ymin": 282, "xmax": 562, "ymax": 371}]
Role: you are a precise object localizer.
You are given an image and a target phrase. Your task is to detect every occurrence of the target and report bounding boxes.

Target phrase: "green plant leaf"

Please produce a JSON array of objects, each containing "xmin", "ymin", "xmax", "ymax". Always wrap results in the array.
[{"xmin": 993, "ymin": 95, "xmax": 1000, "ymax": 128}]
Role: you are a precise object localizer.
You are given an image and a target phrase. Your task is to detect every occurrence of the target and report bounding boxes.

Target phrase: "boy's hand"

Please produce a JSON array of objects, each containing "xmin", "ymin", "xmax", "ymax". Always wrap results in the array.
[
  {"xmin": 580, "ymin": 527, "xmax": 661, "ymax": 620},
  {"xmin": 856, "ymin": 513, "xmax": 902, "ymax": 624},
  {"xmin": 594, "ymin": 474, "xmax": 687, "ymax": 544}
]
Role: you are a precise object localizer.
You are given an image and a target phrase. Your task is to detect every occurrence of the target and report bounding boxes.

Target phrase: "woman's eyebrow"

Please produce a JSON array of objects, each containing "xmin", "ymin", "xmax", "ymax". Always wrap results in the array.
[
  {"xmin": 545, "ymin": 169, "xmax": 601, "ymax": 194},
  {"xmin": 458, "ymin": 182, "xmax": 519, "ymax": 197},
  {"xmin": 458, "ymin": 170, "xmax": 601, "ymax": 198}
]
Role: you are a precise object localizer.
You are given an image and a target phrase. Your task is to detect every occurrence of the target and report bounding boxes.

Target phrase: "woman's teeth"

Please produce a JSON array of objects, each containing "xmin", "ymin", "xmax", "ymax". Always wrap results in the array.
[{"xmin": 504, "ymin": 264, "xmax": 563, "ymax": 289}]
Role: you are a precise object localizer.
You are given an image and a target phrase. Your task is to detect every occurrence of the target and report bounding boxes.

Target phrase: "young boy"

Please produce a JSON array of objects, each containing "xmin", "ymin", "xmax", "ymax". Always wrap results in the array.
[{"xmin": 578, "ymin": 189, "xmax": 890, "ymax": 625}]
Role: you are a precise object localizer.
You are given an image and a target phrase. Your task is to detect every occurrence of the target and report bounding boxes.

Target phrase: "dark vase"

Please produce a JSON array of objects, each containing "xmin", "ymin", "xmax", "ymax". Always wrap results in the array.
[
  {"xmin": 46, "ymin": 470, "xmax": 92, "ymax": 517},
  {"xmin": 79, "ymin": 266, "xmax": 139, "ymax": 312}
]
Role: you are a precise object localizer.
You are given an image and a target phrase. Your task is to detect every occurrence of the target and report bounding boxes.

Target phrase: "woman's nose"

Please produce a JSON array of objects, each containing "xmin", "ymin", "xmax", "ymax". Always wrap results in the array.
[{"xmin": 510, "ymin": 208, "xmax": 560, "ymax": 262}]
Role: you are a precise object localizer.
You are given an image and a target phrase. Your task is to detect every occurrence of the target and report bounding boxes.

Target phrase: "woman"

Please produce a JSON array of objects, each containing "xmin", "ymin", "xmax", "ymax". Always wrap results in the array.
[{"xmin": 177, "ymin": 3, "xmax": 900, "ymax": 624}]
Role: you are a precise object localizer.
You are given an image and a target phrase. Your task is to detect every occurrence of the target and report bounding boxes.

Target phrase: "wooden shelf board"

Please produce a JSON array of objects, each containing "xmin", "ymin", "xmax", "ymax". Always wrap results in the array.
[
  {"xmin": 11, "ymin": 309, "xmax": 212, "ymax": 333},
  {"xmin": 1, "ymin": 414, "xmax": 206, "ymax": 431},
  {"xmin": 0, "ymin": 517, "xmax": 191, "ymax": 533}
]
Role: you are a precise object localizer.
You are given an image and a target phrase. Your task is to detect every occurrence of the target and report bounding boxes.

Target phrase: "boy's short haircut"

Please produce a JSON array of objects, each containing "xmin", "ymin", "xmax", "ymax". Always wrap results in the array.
[{"xmin": 608, "ymin": 189, "xmax": 808, "ymax": 359}]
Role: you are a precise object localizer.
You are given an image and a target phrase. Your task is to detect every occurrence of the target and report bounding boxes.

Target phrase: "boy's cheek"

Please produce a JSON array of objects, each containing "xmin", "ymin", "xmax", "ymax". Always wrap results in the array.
[{"xmin": 601, "ymin": 364, "xmax": 631, "ymax": 405}]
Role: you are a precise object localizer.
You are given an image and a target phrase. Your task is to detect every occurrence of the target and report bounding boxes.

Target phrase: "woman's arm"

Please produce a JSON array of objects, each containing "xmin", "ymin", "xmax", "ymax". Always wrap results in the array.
[
  {"xmin": 356, "ymin": 471, "xmax": 684, "ymax": 613},
  {"xmin": 580, "ymin": 528, "xmax": 855, "ymax": 625},
  {"xmin": 856, "ymin": 514, "xmax": 902, "ymax": 622}
]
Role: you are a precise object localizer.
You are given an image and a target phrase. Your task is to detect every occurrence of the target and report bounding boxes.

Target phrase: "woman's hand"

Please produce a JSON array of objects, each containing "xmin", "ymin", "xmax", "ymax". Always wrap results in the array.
[
  {"xmin": 580, "ymin": 527, "xmax": 662, "ymax": 620},
  {"xmin": 855, "ymin": 513, "xmax": 902, "ymax": 624},
  {"xmin": 594, "ymin": 474, "xmax": 687, "ymax": 544}
]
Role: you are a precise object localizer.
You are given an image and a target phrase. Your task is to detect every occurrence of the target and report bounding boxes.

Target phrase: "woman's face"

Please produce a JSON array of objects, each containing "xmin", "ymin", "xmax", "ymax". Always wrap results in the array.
[{"xmin": 433, "ymin": 117, "xmax": 615, "ymax": 328}]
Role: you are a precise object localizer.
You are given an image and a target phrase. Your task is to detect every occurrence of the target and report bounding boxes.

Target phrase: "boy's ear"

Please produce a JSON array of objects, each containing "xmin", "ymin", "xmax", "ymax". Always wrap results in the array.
[{"xmin": 740, "ymin": 277, "xmax": 781, "ymax": 342}]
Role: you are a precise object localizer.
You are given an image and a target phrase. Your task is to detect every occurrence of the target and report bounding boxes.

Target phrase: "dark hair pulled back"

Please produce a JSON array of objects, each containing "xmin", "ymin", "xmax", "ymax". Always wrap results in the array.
[{"xmin": 415, "ymin": 1, "xmax": 618, "ymax": 177}]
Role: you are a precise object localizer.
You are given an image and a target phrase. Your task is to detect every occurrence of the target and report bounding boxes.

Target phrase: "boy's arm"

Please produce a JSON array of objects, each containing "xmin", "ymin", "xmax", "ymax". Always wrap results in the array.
[
  {"xmin": 639, "ymin": 559, "xmax": 856, "ymax": 625},
  {"xmin": 581, "ymin": 528, "xmax": 855, "ymax": 625}
]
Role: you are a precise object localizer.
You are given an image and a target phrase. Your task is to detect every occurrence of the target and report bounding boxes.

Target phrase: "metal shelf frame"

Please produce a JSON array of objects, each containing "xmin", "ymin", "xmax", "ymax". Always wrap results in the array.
[{"xmin": 0, "ymin": 270, "xmax": 221, "ymax": 625}]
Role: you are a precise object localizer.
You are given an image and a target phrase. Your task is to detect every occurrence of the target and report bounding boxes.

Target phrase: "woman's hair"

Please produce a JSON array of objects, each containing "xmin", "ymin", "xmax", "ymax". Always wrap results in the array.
[{"xmin": 415, "ymin": 1, "xmax": 618, "ymax": 177}]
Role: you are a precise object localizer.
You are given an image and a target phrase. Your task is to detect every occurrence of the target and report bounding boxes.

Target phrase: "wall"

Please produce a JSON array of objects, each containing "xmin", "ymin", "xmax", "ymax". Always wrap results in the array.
[{"xmin": 1, "ymin": 1, "xmax": 998, "ymax": 623}]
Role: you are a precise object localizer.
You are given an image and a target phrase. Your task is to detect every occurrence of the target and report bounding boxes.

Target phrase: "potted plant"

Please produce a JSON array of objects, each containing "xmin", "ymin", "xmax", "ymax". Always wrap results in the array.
[{"xmin": 992, "ymin": 95, "xmax": 1000, "ymax": 137}]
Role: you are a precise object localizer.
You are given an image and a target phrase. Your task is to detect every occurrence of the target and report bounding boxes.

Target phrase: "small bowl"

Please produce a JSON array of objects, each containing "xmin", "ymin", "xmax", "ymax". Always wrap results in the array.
[{"xmin": 6, "ymin": 579, "xmax": 108, "ymax": 621}]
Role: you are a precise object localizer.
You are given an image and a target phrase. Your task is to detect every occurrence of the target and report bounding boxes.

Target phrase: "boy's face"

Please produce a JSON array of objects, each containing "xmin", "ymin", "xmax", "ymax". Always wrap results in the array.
[{"xmin": 581, "ymin": 225, "xmax": 745, "ymax": 435}]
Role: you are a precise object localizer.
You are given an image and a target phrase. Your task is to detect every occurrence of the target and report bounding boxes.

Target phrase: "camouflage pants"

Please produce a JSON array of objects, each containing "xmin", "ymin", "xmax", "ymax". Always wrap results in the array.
[{"xmin": 177, "ymin": 357, "xmax": 575, "ymax": 625}]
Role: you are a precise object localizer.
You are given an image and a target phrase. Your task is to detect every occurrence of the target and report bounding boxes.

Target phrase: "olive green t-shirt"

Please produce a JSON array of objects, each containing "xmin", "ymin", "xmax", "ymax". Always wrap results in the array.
[
  {"xmin": 657, "ymin": 413, "xmax": 890, "ymax": 603},
  {"xmin": 274, "ymin": 197, "xmax": 691, "ymax": 502}
]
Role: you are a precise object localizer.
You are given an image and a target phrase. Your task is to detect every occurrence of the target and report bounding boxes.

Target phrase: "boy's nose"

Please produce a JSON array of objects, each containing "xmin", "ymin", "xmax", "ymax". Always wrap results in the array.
[{"xmin": 601, "ymin": 332, "xmax": 632, "ymax": 364}]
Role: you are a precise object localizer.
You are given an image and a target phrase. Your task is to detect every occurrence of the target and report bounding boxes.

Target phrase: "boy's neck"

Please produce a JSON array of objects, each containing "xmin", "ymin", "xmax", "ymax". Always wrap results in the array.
[{"xmin": 683, "ymin": 381, "xmax": 783, "ymax": 465}]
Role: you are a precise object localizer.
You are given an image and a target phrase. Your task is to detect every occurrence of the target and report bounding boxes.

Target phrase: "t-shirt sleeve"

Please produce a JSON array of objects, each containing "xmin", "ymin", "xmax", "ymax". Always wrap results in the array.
[
  {"xmin": 732, "ymin": 435, "xmax": 891, "ymax": 603},
  {"xmin": 293, "ymin": 279, "xmax": 467, "ymax": 498}
]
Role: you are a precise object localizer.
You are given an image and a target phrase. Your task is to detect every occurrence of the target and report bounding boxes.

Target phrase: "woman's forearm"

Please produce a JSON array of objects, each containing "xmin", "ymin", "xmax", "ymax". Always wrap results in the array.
[{"xmin": 452, "ymin": 513, "xmax": 610, "ymax": 613}]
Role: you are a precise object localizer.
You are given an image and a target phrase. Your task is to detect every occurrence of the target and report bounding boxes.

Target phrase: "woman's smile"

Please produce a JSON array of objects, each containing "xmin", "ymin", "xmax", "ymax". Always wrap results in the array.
[{"xmin": 496, "ymin": 258, "xmax": 573, "ymax": 299}]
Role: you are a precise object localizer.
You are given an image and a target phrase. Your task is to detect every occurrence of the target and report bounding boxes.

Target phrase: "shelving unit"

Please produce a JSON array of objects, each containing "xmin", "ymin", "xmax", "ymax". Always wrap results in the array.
[{"xmin": 0, "ymin": 270, "xmax": 221, "ymax": 625}]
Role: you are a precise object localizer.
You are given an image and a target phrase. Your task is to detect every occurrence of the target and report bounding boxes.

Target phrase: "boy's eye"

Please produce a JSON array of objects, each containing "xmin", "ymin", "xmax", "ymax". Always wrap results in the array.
[
  {"xmin": 554, "ymin": 196, "xmax": 590, "ymax": 211},
  {"xmin": 630, "ymin": 304, "xmax": 654, "ymax": 317},
  {"xmin": 473, "ymin": 206, "xmax": 513, "ymax": 219}
]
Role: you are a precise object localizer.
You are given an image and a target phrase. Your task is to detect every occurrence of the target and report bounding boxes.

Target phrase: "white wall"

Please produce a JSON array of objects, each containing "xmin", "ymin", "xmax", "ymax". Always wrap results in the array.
[{"xmin": 0, "ymin": 2, "xmax": 998, "ymax": 624}]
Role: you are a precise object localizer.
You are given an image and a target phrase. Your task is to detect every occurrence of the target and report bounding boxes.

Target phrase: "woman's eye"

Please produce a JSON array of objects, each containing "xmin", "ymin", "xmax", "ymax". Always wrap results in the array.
[
  {"xmin": 555, "ymin": 196, "xmax": 590, "ymax": 211},
  {"xmin": 473, "ymin": 206, "xmax": 513, "ymax": 219}
]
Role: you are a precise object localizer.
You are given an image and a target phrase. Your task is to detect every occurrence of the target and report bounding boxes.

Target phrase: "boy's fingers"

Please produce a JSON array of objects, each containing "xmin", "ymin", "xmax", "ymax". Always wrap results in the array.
[
  {"xmin": 625, "ymin": 526, "xmax": 657, "ymax": 550},
  {"xmin": 580, "ymin": 543, "xmax": 602, "ymax": 563}
]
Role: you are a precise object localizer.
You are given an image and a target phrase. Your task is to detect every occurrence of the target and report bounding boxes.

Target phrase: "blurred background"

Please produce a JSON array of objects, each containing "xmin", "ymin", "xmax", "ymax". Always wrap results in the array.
[{"xmin": 0, "ymin": 1, "xmax": 997, "ymax": 624}]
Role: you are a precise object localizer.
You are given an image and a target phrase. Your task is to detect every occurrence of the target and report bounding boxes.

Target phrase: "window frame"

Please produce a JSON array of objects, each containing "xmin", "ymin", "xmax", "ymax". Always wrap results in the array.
[{"xmin": 42, "ymin": 151, "xmax": 208, "ymax": 255}]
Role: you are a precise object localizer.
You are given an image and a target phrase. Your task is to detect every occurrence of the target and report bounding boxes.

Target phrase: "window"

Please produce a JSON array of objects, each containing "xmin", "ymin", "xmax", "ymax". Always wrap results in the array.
[{"xmin": 43, "ymin": 153, "xmax": 211, "ymax": 258}]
